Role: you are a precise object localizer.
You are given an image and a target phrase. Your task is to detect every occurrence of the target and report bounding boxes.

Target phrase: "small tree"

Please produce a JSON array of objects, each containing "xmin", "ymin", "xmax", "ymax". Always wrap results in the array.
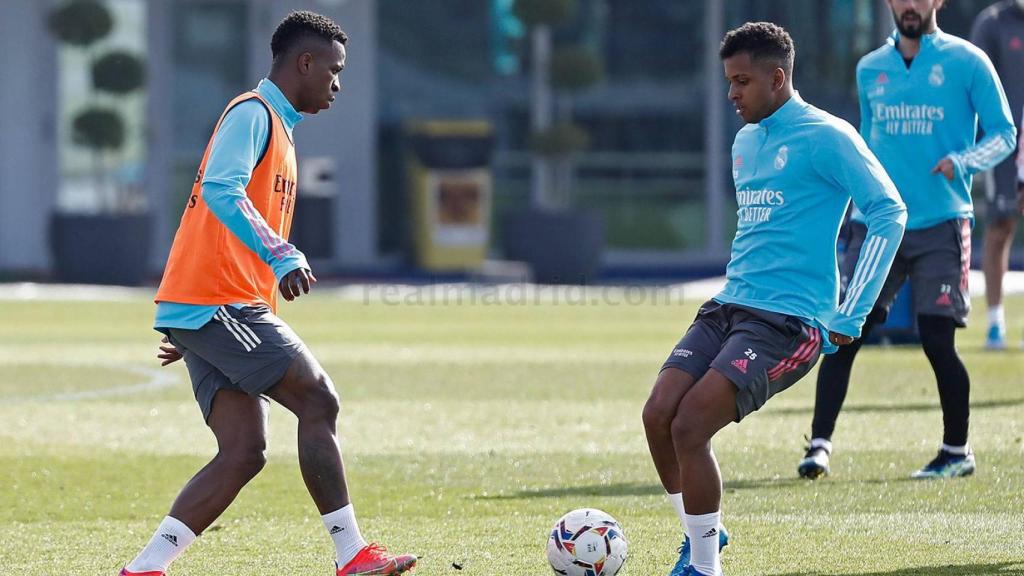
[
  {"xmin": 48, "ymin": 0, "xmax": 112, "ymax": 46},
  {"xmin": 49, "ymin": 0, "xmax": 146, "ymax": 213},
  {"xmin": 514, "ymin": 0, "xmax": 604, "ymax": 212}
]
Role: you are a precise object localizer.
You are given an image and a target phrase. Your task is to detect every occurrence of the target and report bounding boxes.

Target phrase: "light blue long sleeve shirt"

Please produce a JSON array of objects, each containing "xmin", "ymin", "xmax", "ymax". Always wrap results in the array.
[
  {"xmin": 852, "ymin": 29, "xmax": 1016, "ymax": 229},
  {"xmin": 155, "ymin": 79, "xmax": 306, "ymax": 330},
  {"xmin": 716, "ymin": 93, "xmax": 907, "ymax": 352}
]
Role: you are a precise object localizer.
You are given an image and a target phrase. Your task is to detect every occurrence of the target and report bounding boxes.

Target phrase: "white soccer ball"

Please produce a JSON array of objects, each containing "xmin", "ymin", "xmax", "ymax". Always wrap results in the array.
[{"xmin": 546, "ymin": 508, "xmax": 628, "ymax": 576}]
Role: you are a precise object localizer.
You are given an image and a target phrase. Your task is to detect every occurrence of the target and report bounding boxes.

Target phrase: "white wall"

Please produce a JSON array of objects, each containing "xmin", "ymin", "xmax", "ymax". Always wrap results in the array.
[{"xmin": 0, "ymin": 1, "xmax": 58, "ymax": 275}]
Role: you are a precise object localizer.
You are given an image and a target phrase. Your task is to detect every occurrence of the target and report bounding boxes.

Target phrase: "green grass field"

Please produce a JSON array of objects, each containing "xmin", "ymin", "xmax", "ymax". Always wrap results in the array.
[{"xmin": 1, "ymin": 290, "xmax": 1023, "ymax": 575}]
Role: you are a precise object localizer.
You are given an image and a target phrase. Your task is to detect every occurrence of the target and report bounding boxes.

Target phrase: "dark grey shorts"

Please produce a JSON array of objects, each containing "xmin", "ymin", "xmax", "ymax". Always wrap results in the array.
[
  {"xmin": 843, "ymin": 218, "xmax": 971, "ymax": 327},
  {"xmin": 983, "ymin": 159, "xmax": 1020, "ymax": 223},
  {"xmin": 164, "ymin": 305, "xmax": 305, "ymax": 422},
  {"xmin": 662, "ymin": 300, "xmax": 822, "ymax": 422}
]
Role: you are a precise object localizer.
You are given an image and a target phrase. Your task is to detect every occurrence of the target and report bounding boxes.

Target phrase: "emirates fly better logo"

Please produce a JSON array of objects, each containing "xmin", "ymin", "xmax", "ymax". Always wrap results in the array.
[
  {"xmin": 874, "ymin": 102, "xmax": 945, "ymax": 136},
  {"xmin": 736, "ymin": 188, "xmax": 785, "ymax": 223}
]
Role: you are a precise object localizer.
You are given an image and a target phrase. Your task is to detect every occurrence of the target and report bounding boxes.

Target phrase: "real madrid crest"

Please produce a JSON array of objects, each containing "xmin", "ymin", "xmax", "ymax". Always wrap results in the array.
[
  {"xmin": 928, "ymin": 64, "xmax": 944, "ymax": 87},
  {"xmin": 774, "ymin": 146, "xmax": 789, "ymax": 170}
]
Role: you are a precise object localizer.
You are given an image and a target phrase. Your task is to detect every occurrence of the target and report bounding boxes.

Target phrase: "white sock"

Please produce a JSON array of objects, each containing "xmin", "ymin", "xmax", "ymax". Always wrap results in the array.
[
  {"xmin": 942, "ymin": 443, "xmax": 969, "ymax": 455},
  {"xmin": 684, "ymin": 511, "xmax": 723, "ymax": 576},
  {"xmin": 989, "ymin": 305, "xmax": 1005, "ymax": 327},
  {"xmin": 809, "ymin": 438, "xmax": 833, "ymax": 454},
  {"xmin": 126, "ymin": 516, "xmax": 196, "ymax": 572},
  {"xmin": 666, "ymin": 492, "xmax": 688, "ymax": 536},
  {"xmin": 323, "ymin": 504, "xmax": 368, "ymax": 567}
]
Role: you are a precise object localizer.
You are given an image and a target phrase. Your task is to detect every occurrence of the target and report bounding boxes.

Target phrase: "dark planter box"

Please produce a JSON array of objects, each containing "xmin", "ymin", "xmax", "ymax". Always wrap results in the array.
[
  {"xmin": 50, "ymin": 212, "xmax": 152, "ymax": 286},
  {"xmin": 502, "ymin": 209, "xmax": 605, "ymax": 284}
]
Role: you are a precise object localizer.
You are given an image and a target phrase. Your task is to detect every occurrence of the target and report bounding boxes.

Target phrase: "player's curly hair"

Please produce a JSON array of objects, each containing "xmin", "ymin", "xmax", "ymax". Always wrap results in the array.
[
  {"xmin": 271, "ymin": 10, "xmax": 347, "ymax": 59},
  {"xmin": 719, "ymin": 22, "xmax": 794, "ymax": 74}
]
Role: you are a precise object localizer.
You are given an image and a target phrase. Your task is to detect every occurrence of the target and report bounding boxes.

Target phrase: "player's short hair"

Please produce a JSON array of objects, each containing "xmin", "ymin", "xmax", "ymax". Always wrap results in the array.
[
  {"xmin": 719, "ymin": 22, "xmax": 794, "ymax": 74},
  {"xmin": 271, "ymin": 10, "xmax": 347, "ymax": 60}
]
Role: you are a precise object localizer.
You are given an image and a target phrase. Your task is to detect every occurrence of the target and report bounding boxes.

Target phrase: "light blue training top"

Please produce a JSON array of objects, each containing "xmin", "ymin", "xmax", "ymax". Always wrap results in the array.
[
  {"xmin": 155, "ymin": 78, "xmax": 307, "ymax": 330},
  {"xmin": 851, "ymin": 29, "xmax": 1016, "ymax": 229},
  {"xmin": 716, "ymin": 92, "xmax": 907, "ymax": 352}
]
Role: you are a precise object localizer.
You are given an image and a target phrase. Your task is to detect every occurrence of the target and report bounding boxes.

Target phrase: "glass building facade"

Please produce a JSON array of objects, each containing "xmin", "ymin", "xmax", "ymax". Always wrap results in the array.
[
  {"xmin": 376, "ymin": 0, "xmax": 1008, "ymax": 265},
  {"xmin": 3, "ymin": 0, "xmax": 1009, "ymax": 277}
]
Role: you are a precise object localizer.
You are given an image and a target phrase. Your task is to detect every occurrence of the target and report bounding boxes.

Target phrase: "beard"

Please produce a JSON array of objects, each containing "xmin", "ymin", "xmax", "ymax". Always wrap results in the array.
[{"xmin": 892, "ymin": 8, "xmax": 935, "ymax": 39}]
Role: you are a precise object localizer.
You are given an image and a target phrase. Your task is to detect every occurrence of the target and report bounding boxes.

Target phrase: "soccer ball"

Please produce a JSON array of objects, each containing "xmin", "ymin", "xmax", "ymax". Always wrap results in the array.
[{"xmin": 546, "ymin": 508, "xmax": 628, "ymax": 576}]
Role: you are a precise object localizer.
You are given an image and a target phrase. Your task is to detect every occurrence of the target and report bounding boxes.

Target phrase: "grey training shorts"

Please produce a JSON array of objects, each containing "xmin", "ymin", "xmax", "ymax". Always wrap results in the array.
[
  {"xmin": 662, "ymin": 300, "xmax": 823, "ymax": 422},
  {"xmin": 163, "ymin": 305, "xmax": 305, "ymax": 422},
  {"xmin": 842, "ymin": 218, "xmax": 971, "ymax": 327},
  {"xmin": 983, "ymin": 157, "xmax": 1021, "ymax": 223}
]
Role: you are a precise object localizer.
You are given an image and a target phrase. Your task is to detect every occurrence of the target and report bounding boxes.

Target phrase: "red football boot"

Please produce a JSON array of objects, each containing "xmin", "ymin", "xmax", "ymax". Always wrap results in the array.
[{"xmin": 336, "ymin": 543, "xmax": 417, "ymax": 575}]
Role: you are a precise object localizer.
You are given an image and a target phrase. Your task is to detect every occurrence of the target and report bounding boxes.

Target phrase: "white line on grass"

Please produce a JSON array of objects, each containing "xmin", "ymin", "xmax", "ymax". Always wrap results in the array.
[
  {"xmin": 0, "ymin": 283, "xmax": 155, "ymax": 301},
  {"xmin": 6, "ymin": 363, "xmax": 177, "ymax": 402}
]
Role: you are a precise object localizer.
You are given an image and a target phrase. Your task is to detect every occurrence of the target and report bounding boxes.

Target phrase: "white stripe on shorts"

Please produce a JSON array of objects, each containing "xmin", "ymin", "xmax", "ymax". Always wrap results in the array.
[
  {"xmin": 216, "ymin": 308, "xmax": 258, "ymax": 352},
  {"xmin": 219, "ymin": 306, "xmax": 262, "ymax": 347}
]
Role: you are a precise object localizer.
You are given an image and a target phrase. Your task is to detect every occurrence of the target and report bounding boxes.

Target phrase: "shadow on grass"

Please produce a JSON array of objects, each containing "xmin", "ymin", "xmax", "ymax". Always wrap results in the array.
[
  {"xmin": 471, "ymin": 482, "xmax": 662, "ymax": 500},
  {"xmin": 473, "ymin": 477, "xmax": 816, "ymax": 500},
  {"xmin": 793, "ymin": 475, "xmax": 920, "ymax": 486},
  {"xmin": 766, "ymin": 397, "xmax": 1024, "ymax": 417},
  {"xmin": 719, "ymin": 475, "xmax": 926, "ymax": 490},
  {"xmin": 776, "ymin": 561, "xmax": 1024, "ymax": 575}
]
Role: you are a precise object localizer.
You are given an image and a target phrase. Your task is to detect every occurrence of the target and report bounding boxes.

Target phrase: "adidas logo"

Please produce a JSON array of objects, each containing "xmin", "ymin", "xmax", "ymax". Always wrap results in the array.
[
  {"xmin": 702, "ymin": 528, "xmax": 718, "ymax": 539},
  {"xmin": 330, "ymin": 525, "xmax": 344, "ymax": 535},
  {"xmin": 731, "ymin": 358, "xmax": 748, "ymax": 374},
  {"xmin": 161, "ymin": 533, "xmax": 178, "ymax": 547},
  {"xmin": 935, "ymin": 293, "xmax": 952, "ymax": 306}
]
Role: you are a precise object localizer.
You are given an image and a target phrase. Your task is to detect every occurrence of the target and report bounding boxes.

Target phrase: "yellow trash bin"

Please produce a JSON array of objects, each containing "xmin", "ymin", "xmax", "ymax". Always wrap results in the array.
[{"xmin": 406, "ymin": 121, "xmax": 494, "ymax": 271}]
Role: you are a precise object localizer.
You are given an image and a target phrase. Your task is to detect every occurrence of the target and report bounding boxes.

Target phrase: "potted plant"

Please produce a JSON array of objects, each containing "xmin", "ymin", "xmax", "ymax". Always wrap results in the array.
[
  {"xmin": 502, "ymin": 0, "xmax": 606, "ymax": 284},
  {"xmin": 48, "ymin": 0, "xmax": 151, "ymax": 285}
]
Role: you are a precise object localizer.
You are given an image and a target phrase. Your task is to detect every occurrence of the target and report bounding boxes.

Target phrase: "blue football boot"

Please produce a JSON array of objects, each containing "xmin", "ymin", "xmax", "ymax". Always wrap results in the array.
[
  {"xmin": 911, "ymin": 449, "xmax": 976, "ymax": 479},
  {"xmin": 985, "ymin": 323, "xmax": 1007, "ymax": 350},
  {"xmin": 669, "ymin": 525, "xmax": 729, "ymax": 576}
]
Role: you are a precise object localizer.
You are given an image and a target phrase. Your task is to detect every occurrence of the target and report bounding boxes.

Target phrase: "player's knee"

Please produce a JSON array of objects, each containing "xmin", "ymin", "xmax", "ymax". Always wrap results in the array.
[
  {"xmin": 920, "ymin": 332, "xmax": 955, "ymax": 360},
  {"xmin": 669, "ymin": 414, "xmax": 710, "ymax": 451},
  {"xmin": 644, "ymin": 369, "xmax": 690, "ymax": 431},
  {"xmin": 986, "ymin": 217, "xmax": 1016, "ymax": 239},
  {"xmin": 918, "ymin": 315, "xmax": 956, "ymax": 356},
  {"xmin": 300, "ymin": 372, "xmax": 340, "ymax": 423},
  {"xmin": 642, "ymin": 395, "xmax": 674, "ymax": 432},
  {"xmin": 222, "ymin": 441, "xmax": 267, "ymax": 479}
]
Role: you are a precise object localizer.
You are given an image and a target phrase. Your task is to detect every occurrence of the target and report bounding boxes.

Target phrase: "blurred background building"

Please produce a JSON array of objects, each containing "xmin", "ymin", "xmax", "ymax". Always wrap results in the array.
[{"xmin": 0, "ymin": 0, "xmax": 1012, "ymax": 283}]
